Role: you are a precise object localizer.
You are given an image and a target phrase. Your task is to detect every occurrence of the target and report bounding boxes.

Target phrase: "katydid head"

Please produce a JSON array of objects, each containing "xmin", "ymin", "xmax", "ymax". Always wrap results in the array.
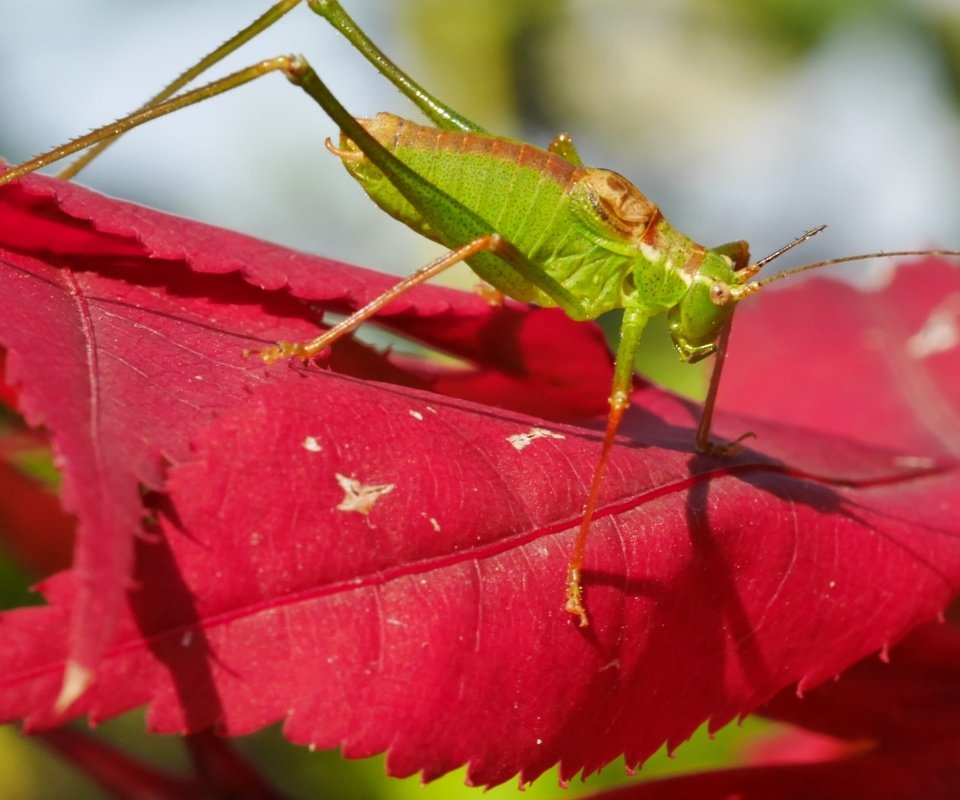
[
  {"xmin": 668, "ymin": 225, "xmax": 836, "ymax": 361},
  {"xmin": 668, "ymin": 223, "xmax": 960, "ymax": 363},
  {"xmin": 667, "ymin": 251, "xmax": 743, "ymax": 363}
]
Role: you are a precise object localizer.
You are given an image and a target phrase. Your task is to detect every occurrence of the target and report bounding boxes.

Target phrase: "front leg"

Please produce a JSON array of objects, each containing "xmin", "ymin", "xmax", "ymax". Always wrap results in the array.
[
  {"xmin": 695, "ymin": 319, "xmax": 754, "ymax": 456},
  {"xmin": 695, "ymin": 240, "xmax": 752, "ymax": 455},
  {"xmin": 565, "ymin": 304, "xmax": 651, "ymax": 627}
]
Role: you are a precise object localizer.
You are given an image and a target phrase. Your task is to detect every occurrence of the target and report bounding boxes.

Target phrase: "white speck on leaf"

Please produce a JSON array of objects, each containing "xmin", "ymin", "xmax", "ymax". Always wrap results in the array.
[
  {"xmin": 420, "ymin": 512, "xmax": 442, "ymax": 532},
  {"xmin": 906, "ymin": 294, "xmax": 960, "ymax": 358},
  {"xmin": 302, "ymin": 436, "xmax": 323, "ymax": 453},
  {"xmin": 336, "ymin": 473, "xmax": 396, "ymax": 515},
  {"xmin": 249, "ymin": 531, "xmax": 262, "ymax": 546},
  {"xmin": 181, "ymin": 631, "xmax": 193, "ymax": 648},
  {"xmin": 409, "ymin": 410, "xmax": 424, "ymax": 421},
  {"xmin": 508, "ymin": 426, "xmax": 566, "ymax": 451},
  {"xmin": 894, "ymin": 455, "xmax": 936, "ymax": 469}
]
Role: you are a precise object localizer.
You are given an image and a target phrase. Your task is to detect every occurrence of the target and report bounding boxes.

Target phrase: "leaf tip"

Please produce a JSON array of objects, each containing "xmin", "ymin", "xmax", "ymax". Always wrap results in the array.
[{"xmin": 54, "ymin": 660, "xmax": 95, "ymax": 714}]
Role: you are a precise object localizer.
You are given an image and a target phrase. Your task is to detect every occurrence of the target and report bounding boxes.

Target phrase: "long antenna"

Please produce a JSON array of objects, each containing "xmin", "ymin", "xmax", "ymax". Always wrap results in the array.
[
  {"xmin": 751, "ymin": 248, "xmax": 960, "ymax": 289},
  {"xmin": 738, "ymin": 224, "xmax": 827, "ymax": 281}
]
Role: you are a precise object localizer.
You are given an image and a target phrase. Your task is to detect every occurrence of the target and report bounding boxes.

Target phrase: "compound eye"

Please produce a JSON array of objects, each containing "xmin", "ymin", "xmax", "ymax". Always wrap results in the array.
[{"xmin": 709, "ymin": 281, "xmax": 732, "ymax": 306}]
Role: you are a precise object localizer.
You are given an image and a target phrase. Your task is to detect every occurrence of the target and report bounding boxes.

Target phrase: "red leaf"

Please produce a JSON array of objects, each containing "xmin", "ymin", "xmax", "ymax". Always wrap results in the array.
[
  {"xmin": 0, "ymin": 173, "xmax": 608, "ymax": 703},
  {"xmin": 582, "ymin": 745, "xmax": 960, "ymax": 799},
  {"xmin": 0, "ymin": 427, "xmax": 75, "ymax": 575},
  {"xmin": 717, "ymin": 261, "xmax": 960, "ymax": 456},
  {"xmin": 36, "ymin": 728, "xmax": 198, "ymax": 799},
  {"xmin": 0, "ymin": 350, "xmax": 20, "ymax": 409},
  {"xmin": 760, "ymin": 617, "xmax": 960, "ymax": 745},
  {"xmin": 599, "ymin": 617, "xmax": 960, "ymax": 799},
  {"xmin": 36, "ymin": 728, "xmax": 283, "ymax": 799},
  {"xmin": 0, "ymin": 174, "xmax": 959, "ymax": 788}
]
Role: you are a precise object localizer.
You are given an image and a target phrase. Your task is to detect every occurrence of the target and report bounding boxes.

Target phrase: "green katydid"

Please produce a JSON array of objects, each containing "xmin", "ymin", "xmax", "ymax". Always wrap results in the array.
[{"xmin": 3, "ymin": 0, "xmax": 959, "ymax": 627}]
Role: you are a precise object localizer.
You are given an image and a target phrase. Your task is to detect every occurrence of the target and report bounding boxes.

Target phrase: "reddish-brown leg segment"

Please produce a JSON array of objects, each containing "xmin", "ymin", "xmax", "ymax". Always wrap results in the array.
[
  {"xmin": 565, "ymin": 305, "xmax": 651, "ymax": 627},
  {"xmin": 259, "ymin": 234, "xmax": 508, "ymax": 362}
]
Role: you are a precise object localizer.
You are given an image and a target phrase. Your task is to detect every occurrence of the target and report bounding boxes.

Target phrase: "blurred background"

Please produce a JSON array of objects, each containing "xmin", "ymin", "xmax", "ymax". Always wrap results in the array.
[
  {"xmin": 1, "ymin": 0, "xmax": 958, "ymax": 280},
  {"xmin": 0, "ymin": 1, "xmax": 958, "ymax": 797}
]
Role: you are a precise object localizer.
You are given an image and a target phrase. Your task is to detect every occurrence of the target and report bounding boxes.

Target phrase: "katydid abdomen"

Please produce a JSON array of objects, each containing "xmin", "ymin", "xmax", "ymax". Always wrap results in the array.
[{"xmin": 333, "ymin": 112, "xmax": 694, "ymax": 321}]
